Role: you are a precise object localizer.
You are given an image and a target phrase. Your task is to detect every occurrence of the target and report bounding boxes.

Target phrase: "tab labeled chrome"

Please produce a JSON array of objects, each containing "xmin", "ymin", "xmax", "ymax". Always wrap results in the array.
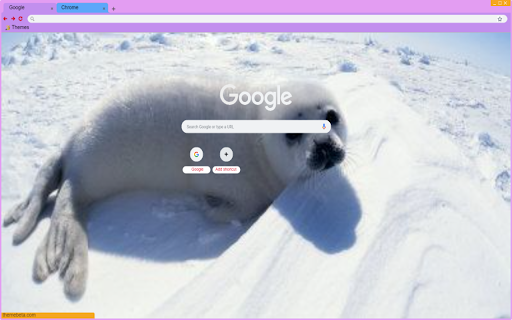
[
  {"xmin": 57, "ymin": 3, "xmax": 109, "ymax": 13},
  {"xmin": 182, "ymin": 120, "xmax": 331, "ymax": 134}
]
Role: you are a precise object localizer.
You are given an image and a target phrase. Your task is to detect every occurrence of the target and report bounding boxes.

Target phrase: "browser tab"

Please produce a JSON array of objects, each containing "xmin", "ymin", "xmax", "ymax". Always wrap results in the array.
[{"xmin": 57, "ymin": 3, "xmax": 109, "ymax": 13}]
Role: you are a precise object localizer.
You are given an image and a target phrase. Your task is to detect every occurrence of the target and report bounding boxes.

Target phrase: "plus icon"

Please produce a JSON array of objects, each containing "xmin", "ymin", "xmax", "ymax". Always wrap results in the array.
[{"xmin": 220, "ymin": 147, "xmax": 233, "ymax": 162}]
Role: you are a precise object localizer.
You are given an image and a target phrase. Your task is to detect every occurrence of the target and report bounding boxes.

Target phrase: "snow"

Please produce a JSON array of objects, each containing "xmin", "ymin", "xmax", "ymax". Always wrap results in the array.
[{"xmin": 1, "ymin": 33, "xmax": 510, "ymax": 318}]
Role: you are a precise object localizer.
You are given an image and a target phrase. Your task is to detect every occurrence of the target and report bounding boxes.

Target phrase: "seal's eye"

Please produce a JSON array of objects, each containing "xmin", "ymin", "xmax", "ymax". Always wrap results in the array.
[
  {"xmin": 286, "ymin": 133, "xmax": 302, "ymax": 142},
  {"xmin": 326, "ymin": 110, "xmax": 340, "ymax": 125}
]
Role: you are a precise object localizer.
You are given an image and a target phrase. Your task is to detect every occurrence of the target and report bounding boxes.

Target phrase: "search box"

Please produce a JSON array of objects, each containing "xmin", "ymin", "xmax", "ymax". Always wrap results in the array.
[
  {"xmin": 27, "ymin": 14, "xmax": 508, "ymax": 24},
  {"xmin": 182, "ymin": 120, "xmax": 331, "ymax": 133}
]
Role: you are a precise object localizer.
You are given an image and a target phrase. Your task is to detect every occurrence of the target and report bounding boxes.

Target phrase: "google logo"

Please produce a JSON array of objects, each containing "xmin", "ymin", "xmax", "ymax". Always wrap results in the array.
[
  {"xmin": 220, "ymin": 84, "xmax": 292, "ymax": 111},
  {"xmin": 194, "ymin": 151, "xmax": 200, "ymax": 157}
]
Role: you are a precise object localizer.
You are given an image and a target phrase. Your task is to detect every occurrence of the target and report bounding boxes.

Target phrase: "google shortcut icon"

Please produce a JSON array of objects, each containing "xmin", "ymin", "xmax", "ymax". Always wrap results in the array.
[{"xmin": 190, "ymin": 147, "xmax": 203, "ymax": 162}]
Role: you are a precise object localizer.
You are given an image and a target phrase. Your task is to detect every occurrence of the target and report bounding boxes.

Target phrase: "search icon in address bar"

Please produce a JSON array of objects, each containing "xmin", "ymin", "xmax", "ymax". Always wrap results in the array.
[{"xmin": 27, "ymin": 15, "xmax": 508, "ymax": 24}]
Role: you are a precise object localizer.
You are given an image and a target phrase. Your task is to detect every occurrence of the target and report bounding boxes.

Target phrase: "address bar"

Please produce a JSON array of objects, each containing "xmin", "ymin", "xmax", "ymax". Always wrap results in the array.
[
  {"xmin": 182, "ymin": 120, "xmax": 331, "ymax": 134},
  {"xmin": 27, "ymin": 14, "xmax": 508, "ymax": 24}
]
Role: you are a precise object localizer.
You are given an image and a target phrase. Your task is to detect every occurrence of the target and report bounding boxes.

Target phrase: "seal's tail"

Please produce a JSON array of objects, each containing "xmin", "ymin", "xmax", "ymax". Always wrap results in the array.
[{"xmin": 4, "ymin": 153, "xmax": 63, "ymax": 244}]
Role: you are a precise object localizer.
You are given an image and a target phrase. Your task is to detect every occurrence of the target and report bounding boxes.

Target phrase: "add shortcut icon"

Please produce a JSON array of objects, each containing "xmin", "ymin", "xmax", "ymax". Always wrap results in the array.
[
  {"xmin": 190, "ymin": 147, "xmax": 203, "ymax": 162},
  {"xmin": 220, "ymin": 147, "xmax": 233, "ymax": 162}
]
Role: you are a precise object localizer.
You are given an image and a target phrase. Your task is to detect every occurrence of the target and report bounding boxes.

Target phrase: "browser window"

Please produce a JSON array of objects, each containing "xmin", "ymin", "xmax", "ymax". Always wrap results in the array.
[{"xmin": 1, "ymin": 1, "xmax": 511, "ymax": 319}]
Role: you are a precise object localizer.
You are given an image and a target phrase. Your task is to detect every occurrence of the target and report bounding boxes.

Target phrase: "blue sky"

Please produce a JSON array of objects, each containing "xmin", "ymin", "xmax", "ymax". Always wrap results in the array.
[{"xmin": 2, "ymin": 32, "xmax": 511, "ymax": 76}]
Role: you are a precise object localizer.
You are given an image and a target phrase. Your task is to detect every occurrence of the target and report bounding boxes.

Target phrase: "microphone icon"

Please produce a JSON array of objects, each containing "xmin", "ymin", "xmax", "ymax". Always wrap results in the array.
[{"xmin": 322, "ymin": 123, "xmax": 326, "ymax": 129}]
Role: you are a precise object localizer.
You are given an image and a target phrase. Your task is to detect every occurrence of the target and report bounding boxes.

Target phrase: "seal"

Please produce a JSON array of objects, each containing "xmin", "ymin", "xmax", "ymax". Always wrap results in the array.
[{"xmin": 4, "ymin": 78, "xmax": 348, "ymax": 298}]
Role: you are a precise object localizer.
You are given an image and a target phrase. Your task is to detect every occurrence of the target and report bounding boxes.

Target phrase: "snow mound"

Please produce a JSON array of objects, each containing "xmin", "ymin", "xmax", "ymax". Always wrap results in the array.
[
  {"xmin": 118, "ymin": 40, "xmax": 131, "ymax": 51},
  {"xmin": 246, "ymin": 41, "xmax": 262, "ymax": 52},
  {"xmin": 149, "ymin": 33, "xmax": 170, "ymax": 45},
  {"xmin": 364, "ymin": 37, "xmax": 378, "ymax": 47},
  {"xmin": 2, "ymin": 33, "xmax": 94, "ymax": 66},
  {"xmin": 419, "ymin": 55, "xmax": 431, "ymax": 65},
  {"xmin": 277, "ymin": 33, "xmax": 293, "ymax": 42},
  {"xmin": 271, "ymin": 46, "xmax": 284, "ymax": 54},
  {"xmin": 400, "ymin": 55, "xmax": 412, "ymax": 65},
  {"xmin": 216, "ymin": 37, "xmax": 240, "ymax": 51},
  {"xmin": 495, "ymin": 171, "xmax": 511, "ymax": 201},
  {"xmin": 447, "ymin": 97, "xmax": 486, "ymax": 110},
  {"xmin": 339, "ymin": 61, "xmax": 358, "ymax": 72},
  {"xmin": 478, "ymin": 132, "xmax": 498, "ymax": 148},
  {"xmin": 397, "ymin": 46, "xmax": 416, "ymax": 56}
]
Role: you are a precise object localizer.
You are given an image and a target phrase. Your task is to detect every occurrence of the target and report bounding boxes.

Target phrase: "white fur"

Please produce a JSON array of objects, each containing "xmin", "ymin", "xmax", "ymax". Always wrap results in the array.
[{"xmin": 5, "ymin": 77, "xmax": 347, "ymax": 298}]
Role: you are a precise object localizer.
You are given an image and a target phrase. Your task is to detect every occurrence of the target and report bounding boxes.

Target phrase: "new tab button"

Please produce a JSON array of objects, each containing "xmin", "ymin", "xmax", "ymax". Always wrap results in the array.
[{"xmin": 57, "ymin": 3, "xmax": 109, "ymax": 13}]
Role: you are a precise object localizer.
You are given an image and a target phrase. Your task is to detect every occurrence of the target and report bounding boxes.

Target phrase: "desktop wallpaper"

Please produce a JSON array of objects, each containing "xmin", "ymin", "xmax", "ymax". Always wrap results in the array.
[{"xmin": 1, "ymin": 32, "xmax": 510, "ymax": 318}]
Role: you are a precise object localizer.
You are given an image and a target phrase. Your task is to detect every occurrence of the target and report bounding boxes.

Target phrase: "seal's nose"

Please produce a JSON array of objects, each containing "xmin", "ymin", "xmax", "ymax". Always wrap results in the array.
[
  {"xmin": 309, "ymin": 140, "xmax": 345, "ymax": 171},
  {"xmin": 320, "ymin": 142, "xmax": 345, "ymax": 169}
]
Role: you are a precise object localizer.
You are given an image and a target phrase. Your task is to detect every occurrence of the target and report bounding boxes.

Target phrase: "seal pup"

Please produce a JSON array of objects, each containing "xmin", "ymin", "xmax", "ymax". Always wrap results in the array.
[{"xmin": 4, "ymin": 78, "xmax": 348, "ymax": 297}]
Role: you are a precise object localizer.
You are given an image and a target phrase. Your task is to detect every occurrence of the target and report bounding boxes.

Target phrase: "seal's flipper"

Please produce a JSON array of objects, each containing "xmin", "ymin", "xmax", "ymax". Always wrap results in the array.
[
  {"xmin": 32, "ymin": 179, "xmax": 88, "ymax": 299},
  {"xmin": 4, "ymin": 153, "xmax": 63, "ymax": 244}
]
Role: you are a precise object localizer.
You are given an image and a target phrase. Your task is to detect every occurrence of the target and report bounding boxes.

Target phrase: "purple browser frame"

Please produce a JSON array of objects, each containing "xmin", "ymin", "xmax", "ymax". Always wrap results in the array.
[
  {"xmin": 0, "ymin": 2, "xmax": 511, "ymax": 32},
  {"xmin": 0, "ymin": 0, "xmax": 511, "ymax": 319}
]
